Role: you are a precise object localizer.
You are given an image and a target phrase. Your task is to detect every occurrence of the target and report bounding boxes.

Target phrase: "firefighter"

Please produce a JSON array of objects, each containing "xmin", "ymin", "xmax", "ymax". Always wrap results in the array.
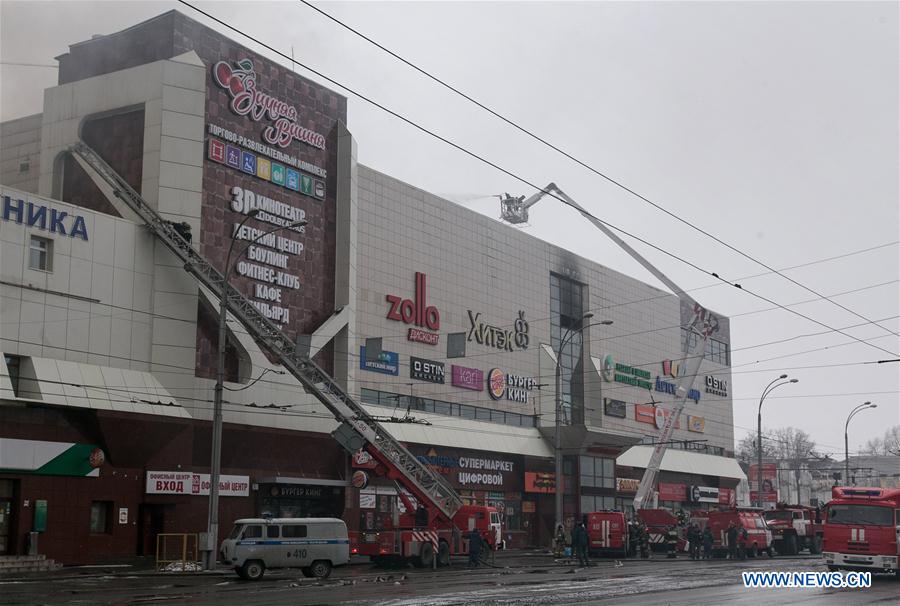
[
  {"xmin": 572, "ymin": 518, "xmax": 590, "ymax": 567},
  {"xmin": 638, "ymin": 522, "xmax": 651, "ymax": 559},
  {"xmin": 467, "ymin": 528, "xmax": 482, "ymax": 569},
  {"xmin": 726, "ymin": 522, "xmax": 738, "ymax": 560},
  {"xmin": 702, "ymin": 526, "xmax": 714, "ymax": 559},
  {"xmin": 553, "ymin": 523, "xmax": 567, "ymax": 558},
  {"xmin": 738, "ymin": 527, "xmax": 749, "ymax": 561},
  {"xmin": 665, "ymin": 525, "xmax": 678, "ymax": 558},
  {"xmin": 687, "ymin": 523, "xmax": 701, "ymax": 560}
]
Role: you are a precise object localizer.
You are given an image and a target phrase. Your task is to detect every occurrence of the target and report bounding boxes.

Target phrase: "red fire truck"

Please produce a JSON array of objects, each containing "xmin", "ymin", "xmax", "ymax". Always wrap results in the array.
[
  {"xmin": 763, "ymin": 504, "xmax": 824, "ymax": 555},
  {"xmin": 823, "ymin": 487, "xmax": 900, "ymax": 576},
  {"xmin": 585, "ymin": 511, "xmax": 629, "ymax": 557},
  {"xmin": 67, "ymin": 143, "xmax": 500, "ymax": 573},
  {"xmin": 353, "ymin": 501, "xmax": 502, "ymax": 567},
  {"xmin": 706, "ymin": 508, "xmax": 774, "ymax": 558},
  {"xmin": 636, "ymin": 509, "xmax": 687, "ymax": 552}
]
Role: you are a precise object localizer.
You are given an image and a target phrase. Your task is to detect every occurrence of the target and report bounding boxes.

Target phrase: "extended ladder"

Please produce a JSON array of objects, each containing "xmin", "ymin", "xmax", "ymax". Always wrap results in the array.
[{"xmin": 69, "ymin": 141, "xmax": 463, "ymax": 522}]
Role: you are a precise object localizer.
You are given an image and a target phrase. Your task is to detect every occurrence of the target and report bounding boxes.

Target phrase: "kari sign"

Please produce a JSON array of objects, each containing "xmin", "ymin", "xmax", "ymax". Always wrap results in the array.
[
  {"xmin": 451, "ymin": 365, "xmax": 483, "ymax": 391},
  {"xmin": 146, "ymin": 471, "xmax": 249, "ymax": 497},
  {"xmin": 212, "ymin": 58, "xmax": 326, "ymax": 150}
]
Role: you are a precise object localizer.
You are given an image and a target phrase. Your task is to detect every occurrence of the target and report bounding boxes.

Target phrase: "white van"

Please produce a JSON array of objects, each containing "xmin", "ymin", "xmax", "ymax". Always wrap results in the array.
[{"xmin": 220, "ymin": 518, "xmax": 349, "ymax": 580}]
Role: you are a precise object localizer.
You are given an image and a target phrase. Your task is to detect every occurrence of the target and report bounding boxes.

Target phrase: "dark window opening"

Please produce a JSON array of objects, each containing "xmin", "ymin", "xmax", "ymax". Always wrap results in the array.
[
  {"xmin": 90, "ymin": 501, "xmax": 113, "ymax": 534},
  {"xmin": 5, "ymin": 355, "xmax": 21, "ymax": 397}
]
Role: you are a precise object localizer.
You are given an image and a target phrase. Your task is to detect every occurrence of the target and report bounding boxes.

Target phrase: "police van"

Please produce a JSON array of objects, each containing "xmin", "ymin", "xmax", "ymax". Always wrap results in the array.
[{"xmin": 221, "ymin": 518, "xmax": 350, "ymax": 580}]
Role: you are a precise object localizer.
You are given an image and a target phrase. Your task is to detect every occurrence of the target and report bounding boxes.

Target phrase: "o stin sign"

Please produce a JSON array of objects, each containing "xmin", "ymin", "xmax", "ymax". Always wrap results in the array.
[
  {"xmin": 212, "ymin": 58, "xmax": 327, "ymax": 151},
  {"xmin": 387, "ymin": 272, "xmax": 440, "ymax": 343}
]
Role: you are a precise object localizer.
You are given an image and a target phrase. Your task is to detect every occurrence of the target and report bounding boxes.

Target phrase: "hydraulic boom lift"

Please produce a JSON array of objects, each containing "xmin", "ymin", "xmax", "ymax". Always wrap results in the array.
[{"xmin": 499, "ymin": 185, "xmax": 721, "ymax": 510}]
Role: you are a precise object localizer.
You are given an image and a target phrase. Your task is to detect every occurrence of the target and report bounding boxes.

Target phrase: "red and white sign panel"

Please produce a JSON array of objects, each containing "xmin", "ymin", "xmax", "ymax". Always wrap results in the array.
[
  {"xmin": 146, "ymin": 471, "xmax": 249, "ymax": 497},
  {"xmin": 750, "ymin": 491, "xmax": 779, "ymax": 503},
  {"xmin": 658, "ymin": 482, "xmax": 686, "ymax": 502}
]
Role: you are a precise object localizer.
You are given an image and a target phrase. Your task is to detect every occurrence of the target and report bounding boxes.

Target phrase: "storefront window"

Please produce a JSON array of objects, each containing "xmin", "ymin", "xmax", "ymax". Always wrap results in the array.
[
  {"xmin": 579, "ymin": 456, "xmax": 614, "ymax": 488},
  {"xmin": 581, "ymin": 495, "xmax": 615, "ymax": 513}
]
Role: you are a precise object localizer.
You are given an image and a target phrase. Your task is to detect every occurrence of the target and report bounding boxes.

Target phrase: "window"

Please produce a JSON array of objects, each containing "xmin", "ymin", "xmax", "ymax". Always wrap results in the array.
[
  {"xmin": 28, "ymin": 235, "xmax": 53, "ymax": 271},
  {"xmin": 89, "ymin": 501, "xmax": 112, "ymax": 534},
  {"xmin": 266, "ymin": 525, "xmax": 280, "ymax": 538},
  {"xmin": 581, "ymin": 495, "xmax": 615, "ymax": 513},
  {"xmin": 242, "ymin": 525, "xmax": 263, "ymax": 539},
  {"xmin": 550, "ymin": 274, "xmax": 586, "ymax": 425},
  {"xmin": 680, "ymin": 329, "xmax": 730, "ymax": 366},
  {"xmin": 827, "ymin": 505, "xmax": 893, "ymax": 526},
  {"xmin": 579, "ymin": 456, "xmax": 614, "ymax": 489},
  {"xmin": 281, "ymin": 525, "xmax": 307, "ymax": 538},
  {"xmin": 4, "ymin": 355, "xmax": 21, "ymax": 397}
]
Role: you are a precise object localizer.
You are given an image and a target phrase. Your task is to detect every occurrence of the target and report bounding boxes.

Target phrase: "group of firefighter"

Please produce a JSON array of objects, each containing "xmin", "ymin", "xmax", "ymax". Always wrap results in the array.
[{"xmin": 553, "ymin": 516, "xmax": 753, "ymax": 563}]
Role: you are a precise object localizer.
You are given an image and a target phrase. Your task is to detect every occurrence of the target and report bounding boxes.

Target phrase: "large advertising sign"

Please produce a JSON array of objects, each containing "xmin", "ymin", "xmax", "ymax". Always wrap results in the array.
[
  {"xmin": 198, "ymin": 42, "xmax": 346, "ymax": 374},
  {"xmin": 749, "ymin": 463, "xmax": 778, "ymax": 503},
  {"xmin": 412, "ymin": 446, "xmax": 522, "ymax": 491}
]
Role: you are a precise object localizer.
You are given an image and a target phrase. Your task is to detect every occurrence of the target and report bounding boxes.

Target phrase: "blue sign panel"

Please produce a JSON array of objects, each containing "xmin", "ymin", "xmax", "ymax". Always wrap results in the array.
[
  {"xmin": 241, "ymin": 150, "xmax": 257, "ymax": 174},
  {"xmin": 359, "ymin": 346, "xmax": 399, "ymax": 376}
]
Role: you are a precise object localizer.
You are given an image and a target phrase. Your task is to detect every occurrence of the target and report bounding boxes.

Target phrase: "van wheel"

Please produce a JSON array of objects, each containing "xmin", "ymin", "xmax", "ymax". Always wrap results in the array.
[
  {"xmin": 437, "ymin": 541, "xmax": 450, "ymax": 566},
  {"xmin": 749, "ymin": 545, "xmax": 758, "ymax": 558},
  {"xmin": 310, "ymin": 560, "xmax": 332, "ymax": 579},
  {"xmin": 300, "ymin": 567, "xmax": 313, "ymax": 578},
  {"xmin": 241, "ymin": 560, "xmax": 265, "ymax": 581},
  {"xmin": 235, "ymin": 566, "xmax": 247, "ymax": 580}
]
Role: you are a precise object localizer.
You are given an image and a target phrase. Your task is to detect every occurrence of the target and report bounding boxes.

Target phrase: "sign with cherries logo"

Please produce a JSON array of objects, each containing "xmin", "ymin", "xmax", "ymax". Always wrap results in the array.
[{"xmin": 212, "ymin": 58, "xmax": 326, "ymax": 150}]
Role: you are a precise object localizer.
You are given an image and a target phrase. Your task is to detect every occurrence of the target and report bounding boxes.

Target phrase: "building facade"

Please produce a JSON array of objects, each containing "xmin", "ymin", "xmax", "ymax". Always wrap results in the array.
[{"xmin": 0, "ymin": 11, "xmax": 741, "ymax": 564}]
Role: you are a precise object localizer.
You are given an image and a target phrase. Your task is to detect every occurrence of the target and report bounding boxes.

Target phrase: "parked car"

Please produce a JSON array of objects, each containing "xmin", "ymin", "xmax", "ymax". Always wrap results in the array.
[{"xmin": 221, "ymin": 517, "xmax": 349, "ymax": 580}]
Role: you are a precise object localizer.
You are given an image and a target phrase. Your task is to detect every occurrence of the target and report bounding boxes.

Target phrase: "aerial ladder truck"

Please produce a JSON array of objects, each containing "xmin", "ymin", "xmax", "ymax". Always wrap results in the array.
[
  {"xmin": 499, "ymin": 186, "xmax": 721, "ymax": 513},
  {"xmin": 69, "ymin": 142, "xmax": 499, "ymax": 569}
]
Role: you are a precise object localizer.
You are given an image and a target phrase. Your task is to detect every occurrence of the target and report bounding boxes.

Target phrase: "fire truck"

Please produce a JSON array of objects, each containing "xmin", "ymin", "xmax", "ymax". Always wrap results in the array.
[
  {"xmin": 763, "ymin": 503, "xmax": 824, "ymax": 555},
  {"xmin": 823, "ymin": 487, "xmax": 900, "ymax": 576},
  {"xmin": 585, "ymin": 511, "xmax": 629, "ymax": 557},
  {"xmin": 68, "ymin": 143, "xmax": 501, "ymax": 571},
  {"xmin": 706, "ymin": 508, "xmax": 774, "ymax": 558}
]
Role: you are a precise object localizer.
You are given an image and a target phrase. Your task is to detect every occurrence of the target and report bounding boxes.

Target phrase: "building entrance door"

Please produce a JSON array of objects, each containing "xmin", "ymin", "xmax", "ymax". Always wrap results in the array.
[
  {"xmin": 138, "ymin": 504, "xmax": 166, "ymax": 557},
  {"xmin": 0, "ymin": 479, "xmax": 15, "ymax": 555},
  {"xmin": 0, "ymin": 499, "xmax": 12, "ymax": 555}
]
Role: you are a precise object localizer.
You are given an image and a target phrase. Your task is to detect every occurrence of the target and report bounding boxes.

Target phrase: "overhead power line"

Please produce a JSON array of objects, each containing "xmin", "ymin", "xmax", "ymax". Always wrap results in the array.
[
  {"xmin": 297, "ymin": 0, "xmax": 899, "ymax": 340},
  {"xmin": 177, "ymin": 0, "xmax": 898, "ymax": 359}
]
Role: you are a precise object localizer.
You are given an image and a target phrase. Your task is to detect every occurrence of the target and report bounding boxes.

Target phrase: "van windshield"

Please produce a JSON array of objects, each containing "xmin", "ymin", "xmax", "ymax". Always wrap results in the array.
[
  {"xmin": 827, "ymin": 505, "xmax": 892, "ymax": 526},
  {"xmin": 228, "ymin": 525, "xmax": 243, "ymax": 540}
]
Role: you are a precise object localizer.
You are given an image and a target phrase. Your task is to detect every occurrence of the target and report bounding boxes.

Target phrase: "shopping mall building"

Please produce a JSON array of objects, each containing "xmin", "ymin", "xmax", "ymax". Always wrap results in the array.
[{"xmin": 0, "ymin": 11, "xmax": 743, "ymax": 564}]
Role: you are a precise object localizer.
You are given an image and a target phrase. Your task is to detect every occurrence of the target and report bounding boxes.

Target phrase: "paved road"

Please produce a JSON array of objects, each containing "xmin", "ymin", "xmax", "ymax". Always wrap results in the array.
[{"xmin": 2, "ymin": 553, "xmax": 895, "ymax": 605}]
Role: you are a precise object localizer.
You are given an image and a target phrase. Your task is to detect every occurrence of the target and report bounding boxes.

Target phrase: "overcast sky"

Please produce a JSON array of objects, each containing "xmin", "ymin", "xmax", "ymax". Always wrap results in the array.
[{"xmin": 2, "ymin": 1, "xmax": 898, "ymax": 459}]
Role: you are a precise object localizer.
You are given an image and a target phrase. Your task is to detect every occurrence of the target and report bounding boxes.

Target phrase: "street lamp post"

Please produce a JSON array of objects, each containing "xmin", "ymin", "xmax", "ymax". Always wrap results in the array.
[
  {"xmin": 844, "ymin": 401, "xmax": 877, "ymax": 486},
  {"xmin": 553, "ymin": 313, "xmax": 612, "ymax": 537},
  {"xmin": 202, "ymin": 213, "xmax": 307, "ymax": 570},
  {"xmin": 756, "ymin": 375, "xmax": 798, "ymax": 508}
]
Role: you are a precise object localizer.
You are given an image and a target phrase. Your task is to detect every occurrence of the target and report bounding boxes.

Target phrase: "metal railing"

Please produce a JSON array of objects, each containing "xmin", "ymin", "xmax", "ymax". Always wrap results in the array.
[{"xmin": 156, "ymin": 533, "xmax": 200, "ymax": 571}]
